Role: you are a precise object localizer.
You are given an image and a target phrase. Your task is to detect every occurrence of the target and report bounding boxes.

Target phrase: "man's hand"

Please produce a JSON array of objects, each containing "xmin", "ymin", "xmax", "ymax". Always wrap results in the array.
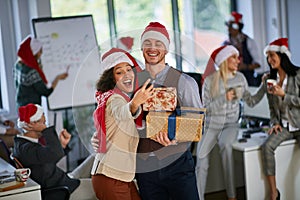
[
  {"xmin": 24, "ymin": 122, "xmax": 47, "ymax": 132},
  {"xmin": 59, "ymin": 129, "xmax": 71, "ymax": 148},
  {"xmin": 5, "ymin": 127, "xmax": 20, "ymax": 135},
  {"xmin": 151, "ymin": 131, "xmax": 177, "ymax": 146},
  {"xmin": 91, "ymin": 131, "xmax": 99, "ymax": 152},
  {"xmin": 3, "ymin": 120, "xmax": 15, "ymax": 128}
]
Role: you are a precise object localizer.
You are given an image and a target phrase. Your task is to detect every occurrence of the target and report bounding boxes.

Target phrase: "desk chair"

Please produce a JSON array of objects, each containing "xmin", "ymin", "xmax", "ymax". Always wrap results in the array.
[
  {"xmin": 42, "ymin": 186, "xmax": 70, "ymax": 200},
  {"xmin": 0, "ymin": 139, "xmax": 15, "ymax": 166}
]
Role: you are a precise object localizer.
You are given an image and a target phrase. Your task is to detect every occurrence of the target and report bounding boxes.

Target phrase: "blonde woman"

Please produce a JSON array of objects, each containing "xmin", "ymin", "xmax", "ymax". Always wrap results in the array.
[{"xmin": 196, "ymin": 45, "xmax": 265, "ymax": 200}]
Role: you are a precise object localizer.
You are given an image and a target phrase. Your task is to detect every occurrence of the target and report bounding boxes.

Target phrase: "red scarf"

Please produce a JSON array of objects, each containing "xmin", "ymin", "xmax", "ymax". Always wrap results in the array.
[
  {"xmin": 93, "ymin": 87, "xmax": 142, "ymax": 153},
  {"xmin": 17, "ymin": 37, "xmax": 48, "ymax": 83}
]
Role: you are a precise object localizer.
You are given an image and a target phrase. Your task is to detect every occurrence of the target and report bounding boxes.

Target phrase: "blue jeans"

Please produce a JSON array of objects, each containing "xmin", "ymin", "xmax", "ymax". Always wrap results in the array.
[{"xmin": 136, "ymin": 151, "xmax": 199, "ymax": 200}]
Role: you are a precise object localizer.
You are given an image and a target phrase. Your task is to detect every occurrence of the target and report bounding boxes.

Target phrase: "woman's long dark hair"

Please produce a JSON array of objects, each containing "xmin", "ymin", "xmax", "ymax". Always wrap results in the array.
[
  {"xmin": 96, "ymin": 68, "xmax": 115, "ymax": 93},
  {"xmin": 267, "ymin": 52, "xmax": 299, "ymax": 79}
]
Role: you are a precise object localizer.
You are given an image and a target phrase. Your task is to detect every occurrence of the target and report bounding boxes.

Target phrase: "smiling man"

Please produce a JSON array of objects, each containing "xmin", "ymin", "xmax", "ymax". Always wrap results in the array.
[{"xmin": 135, "ymin": 22, "xmax": 203, "ymax": 200}]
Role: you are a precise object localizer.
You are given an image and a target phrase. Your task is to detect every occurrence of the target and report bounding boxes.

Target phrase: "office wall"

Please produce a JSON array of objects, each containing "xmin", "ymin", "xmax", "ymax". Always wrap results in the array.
[{"xmin": 287, "ymin": 0, "xmax": 300, "ymax": 65}]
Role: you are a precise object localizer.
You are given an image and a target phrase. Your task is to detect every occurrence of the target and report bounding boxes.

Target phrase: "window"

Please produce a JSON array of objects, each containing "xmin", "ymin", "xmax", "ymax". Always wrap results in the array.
[
  {"xmin": 179, "ymin": 0, "xmax": 231, "ymax": 73},
  {"xmin": 114, "ymin": 0, "xmax": 174, "ymax": 65},
  {"xmin": 51, "ymin": 0, "xmax": 109, "ymax": 50}
]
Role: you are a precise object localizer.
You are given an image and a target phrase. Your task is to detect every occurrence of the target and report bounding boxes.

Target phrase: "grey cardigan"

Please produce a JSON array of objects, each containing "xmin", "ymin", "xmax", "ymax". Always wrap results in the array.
[{"xmin": 267, "ymin": 69, "xmax": 300, "ymax": 128}]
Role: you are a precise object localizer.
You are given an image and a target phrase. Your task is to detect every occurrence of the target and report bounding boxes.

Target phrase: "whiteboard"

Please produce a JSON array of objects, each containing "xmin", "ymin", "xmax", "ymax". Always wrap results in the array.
[{"xmin": 32, "ymin": 15, "xmax": 100, "ymax": 110}]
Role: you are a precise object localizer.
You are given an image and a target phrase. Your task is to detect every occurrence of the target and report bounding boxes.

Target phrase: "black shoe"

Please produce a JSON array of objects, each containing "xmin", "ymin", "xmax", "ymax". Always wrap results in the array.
[{"xmin": 276, "ymin": 189, "xmax": 280, "ymax": 200}]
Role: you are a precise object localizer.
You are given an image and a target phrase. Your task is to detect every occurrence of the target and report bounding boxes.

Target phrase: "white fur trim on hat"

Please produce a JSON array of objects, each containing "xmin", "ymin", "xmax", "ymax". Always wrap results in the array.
[
  {"xmin": 264, "ymin": 45, "xmax": 291, "ymax": 58},
  {"xmin": 30, "ymin": 38, "xmax": 43, "ymax": 55},
  {"xmin": 30, "ymin": 104, "xmax": 44, "ymax": 122},
  {"xmin": 141, "ymin": 31, "xmax": 170, "ymax": 51},
  {"xmin": 100, "ymin": 51, "xmax": 134, "ymax": 71},
  {"xmin": 215, "ymin": 45, "xmax": 239, "ymax": 66}
]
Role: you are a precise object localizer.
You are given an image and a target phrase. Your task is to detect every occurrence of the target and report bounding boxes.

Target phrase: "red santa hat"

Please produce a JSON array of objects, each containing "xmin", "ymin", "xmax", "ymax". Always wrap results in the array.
[
  {"xmin": 117, "ymin": 37, "xmax": 134, "ymax": 52},
  {"xmin": 226, "ymin": 11, "xmax": 243, "ymax": 30},
  {"xmin": 264, "ymin": 38, "xmax": 291, "ymax": 58},
  {"xmin": 202, "ymin": 45, "xmax": 239, "ymax": 81},
  {"xmin": 100, "ymin": 48, "xmax": 135, "ymax": 71},
  {"xmin": 30, "ymin": 38, "xmax": 43, "ymax": 55},
  {"xmin": 17, "ymin": 35, "xmax": 48, "ymax": 83},
  {"xmin": 141, "ymin": 22, "xmax": 170, "ymax": 51},
  {"xmin": 17, "ymin": 104, "xmax": 44, "ymax": 129}
]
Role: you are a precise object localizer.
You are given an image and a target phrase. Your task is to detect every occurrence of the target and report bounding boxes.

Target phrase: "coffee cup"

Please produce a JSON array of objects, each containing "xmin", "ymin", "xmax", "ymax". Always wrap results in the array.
[
  {"xmin": 267, "ymin": 79, "xmax": 277, "ymax": 89},
  {"xmin": 234, "ymin": 86, "xmax": 243, "ymax": 99},
  {"xmin": 14, "ymin": 168, "xmax": 31, "ymax": 182}
]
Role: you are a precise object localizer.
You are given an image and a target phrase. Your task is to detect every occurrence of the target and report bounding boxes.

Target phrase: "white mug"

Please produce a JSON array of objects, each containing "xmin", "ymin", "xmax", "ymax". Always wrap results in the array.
[{"xmin": 14, "ymin": 168, "xmax": 31, "ymax": 182}]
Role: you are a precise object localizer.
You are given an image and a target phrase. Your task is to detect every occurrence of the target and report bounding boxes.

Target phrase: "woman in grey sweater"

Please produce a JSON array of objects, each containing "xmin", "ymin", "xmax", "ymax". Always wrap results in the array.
[{"xmin": 196, "ymin": 45, "xmax": 265, "ymax": 200}]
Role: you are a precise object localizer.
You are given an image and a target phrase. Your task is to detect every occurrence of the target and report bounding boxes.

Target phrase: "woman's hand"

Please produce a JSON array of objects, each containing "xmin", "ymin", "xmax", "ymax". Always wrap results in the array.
[
  {"xmin": 51, "ymin": 72, "xmax": 68, "ymax": 89},
  {"xmin": 268, "ymin": 124, "xmax": 282, "ymax": 135},
  {"xmin": 130, "ymin": 79, "xmax": 154, "ymax": 114},
  {"xmin": 226, "ymin": 88, "xmax": 236, "ymax": 101},
  {"xmin": 59, "ymin": 129, "xmax": 71, "ymax": 148},
  {"xmin": 267, "ymin": 85, "xmax": 285, "ymax": 97}
]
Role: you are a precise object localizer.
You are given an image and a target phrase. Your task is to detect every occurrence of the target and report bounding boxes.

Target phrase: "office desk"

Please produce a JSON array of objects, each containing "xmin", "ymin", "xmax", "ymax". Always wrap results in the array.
[
  {"xmin": 0, "ymin": 158, "xmax": 41, "ymax": 200},
  {"xmin": 232, "ymin": 130, "xmax": 300, "ymax": 200}
]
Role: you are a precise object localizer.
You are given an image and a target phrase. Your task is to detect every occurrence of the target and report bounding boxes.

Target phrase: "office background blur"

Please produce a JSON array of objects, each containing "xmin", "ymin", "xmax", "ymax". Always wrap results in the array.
[{"xmin": 1, "ymin": 0, "xmax": 300, "ymax": 170}]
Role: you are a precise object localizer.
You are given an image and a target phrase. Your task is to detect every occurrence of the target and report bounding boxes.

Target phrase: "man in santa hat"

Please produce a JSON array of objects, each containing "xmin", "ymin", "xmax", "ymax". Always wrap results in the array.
[
  {"xmin": 12, "ymin": 103, "xmax": 80, "ymax": 198},
  {"xmin": 135, "ymin": 22, "xmax": 203, "ymax": 200},
  {"xmin": 223, "ymin": 11, "xmax": 262, "ymax": 87}
]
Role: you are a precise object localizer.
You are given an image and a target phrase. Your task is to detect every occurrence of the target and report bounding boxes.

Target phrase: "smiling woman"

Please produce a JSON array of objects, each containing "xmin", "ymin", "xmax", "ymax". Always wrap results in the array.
[{"xmin": 91, "ymin": 48, "xmax": 154, "ymax": 200}]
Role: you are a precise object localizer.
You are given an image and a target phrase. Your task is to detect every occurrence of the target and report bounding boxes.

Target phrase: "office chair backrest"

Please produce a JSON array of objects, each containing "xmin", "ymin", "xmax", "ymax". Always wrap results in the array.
[
  {"xmin": 0, "ymin": 139, "xmax": 15, "ymax": 166},
  {"xmin": 42, "ymin": 186, "xmax": 71, "ymax": 200}
]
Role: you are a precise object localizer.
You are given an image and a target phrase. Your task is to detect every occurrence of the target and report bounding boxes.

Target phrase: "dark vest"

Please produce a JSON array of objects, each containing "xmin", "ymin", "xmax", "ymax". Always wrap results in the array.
[{"xmin": 137, "ymin": 67, "xmax": 185, "ymax": 155}]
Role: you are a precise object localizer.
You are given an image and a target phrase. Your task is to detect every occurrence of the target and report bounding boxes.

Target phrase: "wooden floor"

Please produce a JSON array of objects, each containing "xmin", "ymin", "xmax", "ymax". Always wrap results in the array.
[{"xmin": 205, "ymin": 187, "xmax": 246, "ymax": 200}]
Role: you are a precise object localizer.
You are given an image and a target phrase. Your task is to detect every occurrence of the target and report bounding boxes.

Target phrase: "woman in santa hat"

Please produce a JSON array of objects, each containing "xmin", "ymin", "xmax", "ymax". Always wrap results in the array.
[
  {"xmin": 14, "ymin": 35, "xmax": 68, "ymax": 109},
  {"xmin": 261, "ymin": 38, "xmax": 300, "ymax": 200},
  {"xmin": 196, "ymin": 45, "xmax": 265, "ymax": 200},
  {"xmin": 91, "ymin": 48, "xmax": 154, "ymax": 200}
]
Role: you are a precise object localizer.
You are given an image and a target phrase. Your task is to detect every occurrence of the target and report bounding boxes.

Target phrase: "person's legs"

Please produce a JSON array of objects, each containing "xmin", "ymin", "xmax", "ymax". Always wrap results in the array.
[
  {"xmin": 166, "ymin": 151, "xmax": 199, "ymax": 200},
  {"xmin": 261, "ymin": 128, "xmax": 292, "ymax": 200},
  {"xmin": 218, "ymin": 124, "xmax": 239, "ymax": 200},
  {"xmin": 195, "ymin": 128, "xmax": 220, "ymax": 200},
  {"xmin": 195, "ymin": 151, "xmax": 210, "ymax": 200},
  {"xmin": 137, "ymin": 151, "xmax": 199, "ymax": 200},
  {"xmin": 136, "ymin": 169, "xmax": 169, "ymax": 200}
]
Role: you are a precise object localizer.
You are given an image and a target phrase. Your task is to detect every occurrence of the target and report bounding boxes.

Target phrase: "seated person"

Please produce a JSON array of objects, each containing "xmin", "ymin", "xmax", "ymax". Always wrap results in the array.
[
  {"xmin": 0, "ymin": 116, "xmax": 20, "ymax": 149},
  {"xmin": 12, "ymin": 103, "xmax": 80, "ymax": 196}
]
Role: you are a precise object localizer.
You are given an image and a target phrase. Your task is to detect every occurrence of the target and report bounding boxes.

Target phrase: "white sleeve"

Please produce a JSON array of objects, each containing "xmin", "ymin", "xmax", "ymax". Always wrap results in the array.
[{"xmin": 0, "ymin": 126, "xmax": 6, "ymax": 134}]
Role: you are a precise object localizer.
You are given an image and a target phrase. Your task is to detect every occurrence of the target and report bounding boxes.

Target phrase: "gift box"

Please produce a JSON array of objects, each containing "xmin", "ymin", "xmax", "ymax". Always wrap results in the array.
[
  {"xmin": 146, "ymin": 107, "xmax": 206, "ymax": 142},
  {"xmin": 143, "ymin": 87, "xmax": 177, "ymax": 111}
]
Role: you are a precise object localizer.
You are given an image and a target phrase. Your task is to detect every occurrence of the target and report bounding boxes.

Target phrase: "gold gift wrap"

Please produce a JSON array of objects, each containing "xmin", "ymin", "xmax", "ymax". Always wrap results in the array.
[{"xmin": 146, "ymin": 107, "xmax": 206, "ymax": 142}]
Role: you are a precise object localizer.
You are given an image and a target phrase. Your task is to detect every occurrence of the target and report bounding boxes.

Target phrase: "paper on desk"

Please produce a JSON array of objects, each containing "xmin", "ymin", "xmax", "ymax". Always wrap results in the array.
[{"xmin": 251, "ymin": 132, "xmax": 268, "ymax": 138}]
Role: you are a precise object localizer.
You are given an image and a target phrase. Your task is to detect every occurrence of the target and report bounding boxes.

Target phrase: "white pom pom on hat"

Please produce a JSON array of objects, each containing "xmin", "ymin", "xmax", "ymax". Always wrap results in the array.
[{"xmin": 30, "ymin": 38, "xmax": 43, "ymax": 55}]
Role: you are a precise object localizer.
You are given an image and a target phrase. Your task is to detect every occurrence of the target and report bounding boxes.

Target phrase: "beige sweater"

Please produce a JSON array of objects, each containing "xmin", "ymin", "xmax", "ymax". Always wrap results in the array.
[{"xmin": 91, "ymin": 94, "xmax": 141, "ymax": 182}]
